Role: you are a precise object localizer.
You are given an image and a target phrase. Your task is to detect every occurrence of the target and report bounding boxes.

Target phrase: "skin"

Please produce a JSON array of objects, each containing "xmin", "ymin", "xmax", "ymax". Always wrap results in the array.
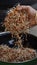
[{"xmin": 16, "ymin": 5, "xmax": 37, "ymax": 27}]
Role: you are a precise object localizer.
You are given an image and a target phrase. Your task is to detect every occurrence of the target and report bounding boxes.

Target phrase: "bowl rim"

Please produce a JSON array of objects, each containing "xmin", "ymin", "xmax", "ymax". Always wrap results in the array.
[{"xmin": 0, "ymin": 57, "xmax": 37, "ymax": 64}]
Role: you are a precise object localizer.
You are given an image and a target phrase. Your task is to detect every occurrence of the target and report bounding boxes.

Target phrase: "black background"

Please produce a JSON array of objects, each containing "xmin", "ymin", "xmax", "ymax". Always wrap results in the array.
[{"xmin": 0, "ymin": 0, "xmax": 37, "ymax": 9}]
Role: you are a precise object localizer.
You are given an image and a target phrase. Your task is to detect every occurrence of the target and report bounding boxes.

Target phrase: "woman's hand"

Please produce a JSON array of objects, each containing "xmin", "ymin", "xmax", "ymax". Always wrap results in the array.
[
  {"xmin": 17, "ymin": 5, "xmax": 37, "ymax": 27},
  {"xmin": 17, "ymin": 5, "xmax": 36, "ymax": 17}
]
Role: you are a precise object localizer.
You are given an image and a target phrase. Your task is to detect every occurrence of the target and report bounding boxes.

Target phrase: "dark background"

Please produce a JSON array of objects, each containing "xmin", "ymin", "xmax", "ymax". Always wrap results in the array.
[{"xmin": 0, "ymin": 0, "xmax": 37, "ymax": 9}]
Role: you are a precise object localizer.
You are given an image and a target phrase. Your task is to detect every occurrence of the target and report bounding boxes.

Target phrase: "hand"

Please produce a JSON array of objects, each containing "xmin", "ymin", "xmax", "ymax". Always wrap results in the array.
[
  {"xmin": 16, "ymin": 5, "xmax": 37, "ymax": 27},
  {"xmin": 17, "ymin": 5, "xmax": 36, "ymax": 18}
]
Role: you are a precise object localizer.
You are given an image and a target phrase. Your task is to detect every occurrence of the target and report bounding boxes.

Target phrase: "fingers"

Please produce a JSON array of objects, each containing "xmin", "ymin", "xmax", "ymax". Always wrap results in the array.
[
  {"xmin": 16, "ymin": 5, "xmax": 36, "ymax": 27},
  {"xmin": 16, "ymin": 5, "xmax": 36, "ymax": 18},
  {"xmin": 16, "ymin": 5, "xmax": 28, "ymax": 11}
]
